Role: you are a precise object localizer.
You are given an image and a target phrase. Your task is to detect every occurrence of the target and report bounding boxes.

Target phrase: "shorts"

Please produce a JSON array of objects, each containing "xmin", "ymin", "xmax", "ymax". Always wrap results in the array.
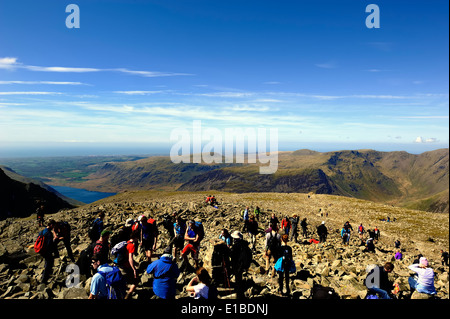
[
  {"xmin": 142, "ymin": 237, "xmax": 155, "ymax": 251},
  {"xmin": 182, "ymin": 243, "xmax": 199, "ymax": 260},
  {"xmin": 174, "ymin": 235, "xmax": 185, "ymax": 249},
  {"xmin": 120, "ymin": 266, "xmax": 139, "ymax": 286}
]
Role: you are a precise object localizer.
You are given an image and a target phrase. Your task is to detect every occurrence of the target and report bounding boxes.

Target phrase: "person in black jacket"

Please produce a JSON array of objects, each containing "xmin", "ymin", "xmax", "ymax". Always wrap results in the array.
[
  {"xmin": 364, "ymin": 262, "xmax": 395, "ymax": 299},
  {"xmin": 277, "ymin": 234, "xmax": 293, "ymax": 296},
  {"xmin": 317, "ymin": 221, "xmax": 328, "ymax": 243},
  {"xmin": 230, "ymin": 231, "xmax": 252, "ymax": 298}
]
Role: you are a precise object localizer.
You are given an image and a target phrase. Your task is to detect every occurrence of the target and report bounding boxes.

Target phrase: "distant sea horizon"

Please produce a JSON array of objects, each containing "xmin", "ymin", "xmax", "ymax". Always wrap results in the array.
[{"xmin": 0, "ymin": 142, "xmax": 448, "ymax": 159}]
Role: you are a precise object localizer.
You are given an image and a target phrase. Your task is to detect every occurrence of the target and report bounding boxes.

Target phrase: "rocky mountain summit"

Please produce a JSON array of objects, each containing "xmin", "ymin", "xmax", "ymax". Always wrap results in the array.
[{"xmin": 0, "ymin": 191, "xmax": 448, "ymax": 300}]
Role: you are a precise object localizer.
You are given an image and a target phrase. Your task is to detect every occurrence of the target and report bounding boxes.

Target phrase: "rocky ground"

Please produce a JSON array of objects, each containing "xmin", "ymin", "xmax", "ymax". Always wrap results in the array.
[{"xmin": 0, "ymin": 191, "xmax": 448, "ymax": 300}]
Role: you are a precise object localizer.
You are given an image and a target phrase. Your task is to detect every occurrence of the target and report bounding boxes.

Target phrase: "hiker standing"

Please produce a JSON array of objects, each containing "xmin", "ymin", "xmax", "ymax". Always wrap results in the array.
[
  {"xmin": 269, "ymin": 213, "xmax": 279, "ymax": 231},
  {"xmin": 281, "ymin": 216, "xmax": 291, "ymax": 236},
  {"xmin": 242, "ymin": 206, "xmax": 250, "ymax": 233},
  {"xmin": 358, "ymin": 223, "xmax": 365, "ymax": 239},
  {"xmin": 88, "ymin": 212, "xmax": 105, "ymax": 243},
  {"xmin": 247, "ymin": 215, "xmax": 259, "ymax": 251},
  {"xmin": 138, "ymin": 215, "xmax": 159, "ymax": 263},
  {"xmin": 317, "ymin": 221, "xmax": 328, "ymax": 243},
  {"xmin": 38, "ymin": 219, "xmax": 57, "ymax": 284},
  {"xmin": 117, "ymin": 230, "xmax": 140, "ymax": 299},
  {"xmin": 341, "ymin": 227, "xmax": 351, "ymax": 245},
  {"xmin": 230, "ymin": 231, "xmax": 252, "ymax": 299},
  {"xmin": 89, "ymin": 253, "xmax": 115, "ymax": 299},
  {"xmin": 54, "ymin": 221, "xmax": 75, "ymax": 262},
  {"xmin": 289, "ymin": 214, "xmax": 299, "ymax": 243},
  {"xmin": 146, "ymin": 247, "xmax": 180, "ymax": 299},
  {"xmin": 441, "ymin": 250, "xmax": 449, "ymax": 267},
  {"xmin": 254, "ymin": 206, "xmax": 261, "ymax": 221},
  {"xmin": 374, "ymin": 226, "xmax": 380, "ymax": 240},
  {"xmin": 93, "ymin": 230, "xmax": 111, "ymax": 265},
  {"xmin": 162, "ymin": 213, "xmax": 175, "ymax": 243},
  {"xmin": 265, "ymin": 226, "xmax": 281, "ymax": 278},
  {"xmin": 408, "ymin": 257, "xmax": 437, "ymax": 296},
  {"xmin": 173, "ymin": 215, "xmax": 187, "ymax": 260},
  {"xmin": 300, "ymin": 218, "xmax": 308, "ymax": 238},
  {"xmin": 36, "ymin": 204, "xmax": 45, "ymax": 227},
  {"xmin": 275, "ymin": 234, "xmax": 294, "ymax": 296},
  {"xmin": 182, "ymin": 220, "xmax": 201, "ymax": 269}
]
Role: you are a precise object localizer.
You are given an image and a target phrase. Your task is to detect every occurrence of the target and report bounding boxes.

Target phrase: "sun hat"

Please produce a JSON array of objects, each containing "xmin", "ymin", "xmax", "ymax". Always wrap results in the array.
[
  {"xmin": 419, "ymin": 257, "xmax": 429, "ymax": 267},
  {"xmin": 231, "ymin": 231, "xmax": 243, "ymax": 239}
]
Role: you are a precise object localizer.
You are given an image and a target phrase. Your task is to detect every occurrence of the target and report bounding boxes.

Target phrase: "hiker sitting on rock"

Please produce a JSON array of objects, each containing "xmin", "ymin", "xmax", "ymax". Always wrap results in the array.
[
  {"xmin": 186, "ymin": 267, "xmax": 217, "ymax": 299},
  {"xmin": 363, "ymin": 238, "xmax": 376, "ymax": 253},
  {"xmin": 408, "ymin": 257, "xmax": 437, "ymax": 296},
  {"xmin": 364, "ymin": 262, "xmax": 395, "ymax": 299}
]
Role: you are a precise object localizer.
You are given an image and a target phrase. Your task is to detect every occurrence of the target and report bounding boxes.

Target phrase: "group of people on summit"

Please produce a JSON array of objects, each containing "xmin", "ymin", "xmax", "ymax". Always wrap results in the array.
[{"xmin": 32, "ymin": 198, "xmax": 448, "ymax": 300}]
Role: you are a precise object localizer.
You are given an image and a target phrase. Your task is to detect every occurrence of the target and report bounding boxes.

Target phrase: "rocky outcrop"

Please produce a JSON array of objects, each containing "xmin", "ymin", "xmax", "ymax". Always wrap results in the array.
[
  {"xmin": 0, "ymin": 168, "xmax": 74, "ymax": 220},
  {"xmin": 0, "ymin": 191, "xmax": 448, "ymax": 300}
]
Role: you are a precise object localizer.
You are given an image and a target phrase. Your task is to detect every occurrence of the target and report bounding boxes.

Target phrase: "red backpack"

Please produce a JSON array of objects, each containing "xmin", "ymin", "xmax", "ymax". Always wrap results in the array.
[{"xmin": 34, "ymin": 230, "xmax": 47, "ymax": 255}]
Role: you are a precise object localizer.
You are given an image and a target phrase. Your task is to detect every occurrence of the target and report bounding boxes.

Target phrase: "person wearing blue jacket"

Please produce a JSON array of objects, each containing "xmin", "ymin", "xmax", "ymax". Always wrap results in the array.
[{"xmin": 146, "ymin": 247, "xmax": 180, "ymax": 299}]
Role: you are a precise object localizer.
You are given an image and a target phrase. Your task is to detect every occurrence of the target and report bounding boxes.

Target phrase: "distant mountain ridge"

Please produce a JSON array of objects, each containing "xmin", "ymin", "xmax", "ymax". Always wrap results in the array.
[{"xmin": 60, "ymin": 148, "xmax": 449, "ymax": 213}]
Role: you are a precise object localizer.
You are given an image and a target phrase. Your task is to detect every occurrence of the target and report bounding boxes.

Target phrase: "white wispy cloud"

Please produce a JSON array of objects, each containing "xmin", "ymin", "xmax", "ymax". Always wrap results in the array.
[
  {"xmin": 0, "ymin": 91, "xmax": 63, "ymax": 95},
  {"xmin": 0, "ymin": 80, "xmax": 88, "ymax": 85},
  {"xmin": 0, "ymin": 56, "xmax": 192, "ymax": 78},
  {"xmin": 113, "ymin": 90, "xmax": 171, "ymax": 95}
]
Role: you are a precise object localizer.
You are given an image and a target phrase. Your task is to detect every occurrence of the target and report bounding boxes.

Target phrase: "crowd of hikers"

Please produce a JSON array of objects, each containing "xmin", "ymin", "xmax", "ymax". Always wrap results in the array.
[{"xmin": 32, "ymin": 198, "xmax": 449, "ymax": 300}]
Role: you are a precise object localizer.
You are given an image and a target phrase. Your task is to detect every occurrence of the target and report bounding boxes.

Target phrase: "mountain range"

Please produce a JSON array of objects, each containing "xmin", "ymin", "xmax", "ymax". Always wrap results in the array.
[{"xmin": 65, "ymin": 148, "xmax": 449, "ymax": 214}]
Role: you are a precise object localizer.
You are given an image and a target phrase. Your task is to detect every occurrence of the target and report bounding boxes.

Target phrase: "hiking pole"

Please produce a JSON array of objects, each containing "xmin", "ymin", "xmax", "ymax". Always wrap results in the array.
[{"xmin": 222, "ymin": 257, "xmax": 232, "ymax": 293}]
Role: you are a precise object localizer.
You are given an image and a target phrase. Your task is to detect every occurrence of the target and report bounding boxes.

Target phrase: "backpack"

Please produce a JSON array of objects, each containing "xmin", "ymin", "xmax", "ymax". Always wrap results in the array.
[
  {"xmin": 142, "ymin": 218, "xmax": 158, "ymax": 239},
  {"xmin": 267, "ymin": 232, "xmax": 281, "ymax": 255},
  {"xmin": 34, "ymin": 229, "xmax": 48, "ymax": 255},
  {"xmin": 97, "ymin": 266, "xmax": 127, "ymax": 299},
  {"xmin": 231, "ymin": 240, "xmax": 252, "ymax": 274},
  {"xmin": 131, "ymin": 222, "xmax": 140, "ymax": 232},
  {"xmin": 111, "ymin": 241, "xmax": 128, "ymax": 265},
  {"xmin": 310, "ymin": 285, "xmax": 340, "ymax": 299},
  {"xmin": 88, "ymin": 218, "xmax": 102, "ymax": 241},
  {"xmin": 76, "ymin": 242, "xmax": 96, "ymax": 276}
]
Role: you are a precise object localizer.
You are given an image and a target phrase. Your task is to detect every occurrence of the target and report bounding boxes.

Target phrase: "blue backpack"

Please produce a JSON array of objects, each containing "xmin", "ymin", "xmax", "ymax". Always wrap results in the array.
[{"xmin": 97, "ymin": 266, "xmax": 127, "ymax": 299}]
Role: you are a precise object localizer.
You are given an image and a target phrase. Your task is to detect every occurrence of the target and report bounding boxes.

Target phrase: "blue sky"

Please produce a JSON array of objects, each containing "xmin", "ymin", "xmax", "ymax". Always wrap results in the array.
[{"xmin": 0, "ymin": 0, "xmax": 448, "ymax": 157}]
